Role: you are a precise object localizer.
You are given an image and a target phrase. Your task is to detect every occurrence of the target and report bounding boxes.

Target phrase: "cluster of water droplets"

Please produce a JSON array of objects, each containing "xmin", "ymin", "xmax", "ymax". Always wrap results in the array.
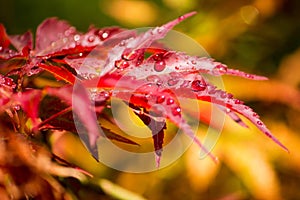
[
  {"xmin": 46, "ymin": 26, "xmax": 122, "ymax": 57},
  {"xmin": 0, "ymin": 75, "xmax": 15, "ymax": 88},
  {"xmin": 0, "ymin": 46, "xmax": 19, "ymax": 59},
  {"xmin": 89, "ymin": 89, "xmax": 112, "ymax": 107}
]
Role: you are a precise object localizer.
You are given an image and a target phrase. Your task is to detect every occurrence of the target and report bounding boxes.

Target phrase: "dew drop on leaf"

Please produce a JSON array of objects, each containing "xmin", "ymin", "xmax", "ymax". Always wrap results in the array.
[
  {"xmin": 227, "ymin": 93, "xmax": 234, "ymax": 99},
  {"xmin": 191, "ymin": 80, "xmax": 206, "ymax": 91},
  {"xmin": 91, "ymin": 90, "xmax": 111, "ymax": 105},
  {"xmin": 234, "ymin": 99, "xmax": 242, "ymax": 104},
  {"xmin": 154, "ymin": 60, "xmax": 166, "ymax": 72},
  {"xmin": 166, "ymin": 98, "xmax": 174, "ymax": 105},
  {"xmin": 257, "ymin": 120, "xmax": 263, "ymax": 126},
  {"xmin": 220, "ymin": 91, "xmax": 227, "ymax": 99},
  {"xmin": 172, "ymin": 107, "xmax": 181, "ymax": 116},
  {"xmin": 13, "ymin": 105, "xmax": 21, "ymax": 111},
  {"xmin": 88, "ymin": 35, "xmax": 95, "ymax": 42},
  {"xmin": 3, "ymin": 77, "xmax": 14, "ymax": 86},
  {"xmin": 115, "ymin": 59, "xmax": 130, "ymax": 69},
  {"xmin": 119, "ymin": 41, "xmax": 126, "ymax": 46},
  {"xmin": 101, "ymin": 32, "xmax": 109, "ymax": 40},
  {"xmin": 88, "ymin": 73, "xmax": 97, "ymax": 79},
  {"xmin": 156, "ymin": 95, "xmax": 165, "ymax": 104},
  {"xmin": 122, "ymin": 49, "xmax": 138, "ymax": 61},
  {"xmin": 246, "ymin": 74, "xmax": 254, "ymax": 79},
  {"xmin": 153, "ymin": 53, "xmax": 163, "ymax": 61},
  {"xmin": 95, "ymin": 29, "xmax": 111, "ymax": 41},
  {"xmin": 64, "ymin": 27, "xmax": 76, "ymax": 36},
  {"xmin": 157, "ymin": 27, "xmax": 162, "ymax": 34},
  {"xmin": 73, "ymin": 34, "xmax": 80, "ymax": 41},
  {"xmin": 213, "ymin": 64, "xmax": 227, "ymax": 75}
]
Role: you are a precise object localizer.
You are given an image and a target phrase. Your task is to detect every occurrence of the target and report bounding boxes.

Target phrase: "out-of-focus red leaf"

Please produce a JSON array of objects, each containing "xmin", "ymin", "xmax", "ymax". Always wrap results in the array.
[
  {"xmin": 9, "ymin": 31, "xmax": 33, "ymax": 52},
  {"xmin": 0, "ymin": 24, "xmax": 10, "ymax": 49},
  {"xmin": 46, "ymin": 84, "xmax": 100, "ymax": 159},
  {"xmin": 14, "ymin": 89, "xmax": 43, "ymax": 128}
]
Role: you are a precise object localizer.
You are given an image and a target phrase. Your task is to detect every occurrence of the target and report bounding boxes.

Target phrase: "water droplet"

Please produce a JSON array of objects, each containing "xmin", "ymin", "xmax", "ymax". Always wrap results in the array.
[
  {"xmin": 78, "ymin": 52, "xmax": 83, "ymax": 57},
  {"xmin": 178, "ymin": 15, "xmax": 185, "ymax": 21},
  {"xmin": 191, "ymin": 60, "xmax": 196, "ymax": 65},
  {"xmin": 88, "ymin": 35, "xmax": 95, "ymax": 42},
  {"xmin": 62, "ymin": 38, "xmax": 68, "ymax": 43},
  {"xmin": 0, "ymin": 46, "xmax": 3, "ymax": 52},
  {"xmin": 13, "ymin": 105, "xmax": 21, "ymax": 111},
  {"xmin": 95, "ymin": 29, "xmax": 111, "ymax": 41},
  {"xmin": 154, "ymin": 61, "xmax": 166, "ymax": 72},
  {"xmin": 3, "ymin": 78, "xmax": 13, "ymax": 86},
  {"xmin": 253, "ymin": 113, "xmax": 259, "ymax": 118},
  {"xmin": 167, "ymin": 78, "xmax": 178, "ymax": 86},
  {"xmin": 119, "ymin": 41, "xmax": 126, "ymax": 46},
  {"xmin": 88, "ymin": 73, "xmax": 97, "ymax": 79},
  {"xmin": 74, "ymin": 34, "xmax": 80, "ymax": 41},
  {"xmin": 257, "ymin": 121, "xmax": 263, "ymax": 126},
  {"xmin": 27, "ymin": 71, "xmax": 34, "ymax": 76},
  {"xmin": 227, "ymin": 93, "xmax": 233, "ymax": 99},
  {"xmin": 220, "ymin": 91, "xmax": 227, "ymax": 99},
  {"xmin": 115, "ymin": 59, "xmax": 129, "ymax": 69},
  {"xmin": 101, "ymin": 31, "xmax": 109, "ymax": 40},
  {"xmin": 172, "ymin": 107, "xmax": 181, "ymax": 116},
  {"xmin": 191, "ymin": 80, "xmax": 206, "ymax": 91},
  {"xmin": 166, "ymin": 98, "xmax": 174, "ymax": 105},
  {"xmin": 157, "ymin": 28, "xmax": 162, "ymax": 34},
  {"xmin": 136, "ymin": 55, "xmax": 144, "ymax": 66},
  {"xmin": 122, "ymin": 49, "xmax": 138, "ymax": 61},
  {"xmin": 153, "ymin": 53, "xmax": 163, "ymax": 61},
  {"xmin": 246, "ymin": 74, "xmax": 254, "ymax": 79},
  {"xmin": 145, "ymin": 94, "xmax": 152, "ymax": 101},
  {"xmin": 51, "ymin": 42, "xmax": 56, "ymax": 47},
  {"xmin": 213, "ymin": 64, "xmax": 227, "ymax": 75},
  {"xmin": 156, "ymin": 95, "xmax": 165, "ymax": 104},
  {"xmin": 175, "ymin": 66, "xmax": 179, "ymax": 70},
  {"xmin": 234, "ymin": 99, "xmax": 242, "ymax": 104},
  {"xmin": 64, "ymin": 27, "xmax": 76, "ymax": 36},
  {"xmin": 92, "ymin": 91, "xmax": 111, "ymax": 105}
]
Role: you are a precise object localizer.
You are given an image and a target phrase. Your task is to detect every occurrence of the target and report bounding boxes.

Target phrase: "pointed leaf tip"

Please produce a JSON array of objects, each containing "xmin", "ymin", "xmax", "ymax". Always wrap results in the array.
[
  {"xmin": 164, "ymin": 11, "xmax": 197, "ymax": 29},
  {"xmin": 155, "ymin": 154, "xmax": 161, "ymax": 168}
]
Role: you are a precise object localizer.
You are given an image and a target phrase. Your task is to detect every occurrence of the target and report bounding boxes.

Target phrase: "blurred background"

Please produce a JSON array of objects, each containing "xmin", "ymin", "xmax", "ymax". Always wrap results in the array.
[{"xmin": 1, "ymin": 0, "xmax": 300, "ymax": 199}]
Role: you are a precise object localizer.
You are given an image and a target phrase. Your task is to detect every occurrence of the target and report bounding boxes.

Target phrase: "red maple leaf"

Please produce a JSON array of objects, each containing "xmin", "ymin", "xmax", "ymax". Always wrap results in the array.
[{"xmin": 0, "ymin": 12, "xmax": 288, "ymax": 167}]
